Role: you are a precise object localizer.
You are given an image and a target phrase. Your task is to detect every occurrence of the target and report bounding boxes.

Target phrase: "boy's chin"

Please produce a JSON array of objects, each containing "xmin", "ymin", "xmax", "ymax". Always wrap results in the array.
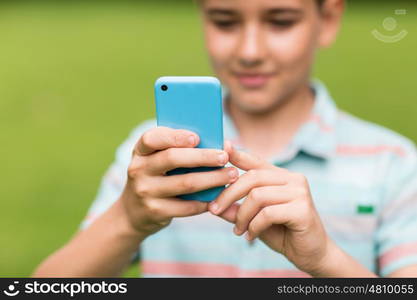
[{"xmin": 232, "ymin": 96, "xmax": 281, "ymax": 115}]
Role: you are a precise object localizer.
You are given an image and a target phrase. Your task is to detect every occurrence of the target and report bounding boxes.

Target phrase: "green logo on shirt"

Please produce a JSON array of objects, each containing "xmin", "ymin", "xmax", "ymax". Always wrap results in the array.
[{"xmin": 357, "ymin": 205, "xmax": 374, "ymax": 214}]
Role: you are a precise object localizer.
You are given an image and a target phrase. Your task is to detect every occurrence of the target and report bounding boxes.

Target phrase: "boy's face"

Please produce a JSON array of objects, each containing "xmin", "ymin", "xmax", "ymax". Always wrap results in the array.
[{"xmin": 200, "ymin": 0, "xmax": 343, "ymax": 114}]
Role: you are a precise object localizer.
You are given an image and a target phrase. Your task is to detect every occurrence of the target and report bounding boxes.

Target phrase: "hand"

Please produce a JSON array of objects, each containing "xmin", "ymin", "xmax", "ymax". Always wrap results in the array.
[
  {"xmin": 120, "ymin": 127, "xmax": 239, "ymax": 238},
  {"xmin": 209, "ymin": 141, "xmax": 332, "ymax": 275}
]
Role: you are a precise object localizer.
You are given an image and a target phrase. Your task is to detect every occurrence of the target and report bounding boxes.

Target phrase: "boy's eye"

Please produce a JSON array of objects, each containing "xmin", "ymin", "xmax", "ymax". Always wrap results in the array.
[
  {"xmin": 269, "ymin": 19, "xmax": 297, "ymax": 28},
  {"xmin": 211, "ymin": 19, "xmax": 239, "ymax": 30}
]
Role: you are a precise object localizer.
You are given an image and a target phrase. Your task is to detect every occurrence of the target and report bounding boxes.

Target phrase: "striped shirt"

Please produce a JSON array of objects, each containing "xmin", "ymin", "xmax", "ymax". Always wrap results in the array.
[{"xmin": 81, "ymin": 81, "xmax": 417, "ymax": 277}]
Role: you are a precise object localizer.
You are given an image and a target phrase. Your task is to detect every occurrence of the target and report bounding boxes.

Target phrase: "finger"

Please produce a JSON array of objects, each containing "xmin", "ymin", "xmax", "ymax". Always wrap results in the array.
[
  {"xmin": 217, "ymin": 203, "xmax": 240, "ymax": 223},
  {"xmin": 151, "ymin": 167, "xmax": 239, "ymax": 198},
  {"xmin": 145, "ymin": 148, "xmax": 229, "ymax": 175},
  {"xmin": 209, "ymin": 168, "xmax": 289, "ymax": 215},
  {"xmin": 234, "ymin": 185, "xmax": 293, "ymax": 236},
  {"xmin": 224, "ymin": 140, "xmax": 234, "ymax": 157},
  {"xmin": 227, "ymin": 146, "xmax": 269, "ymax": 171},
  {"xmin": 246, "ymin": 203, "xmax": 293, "ymax": 241},
  {"xmin": 147, "ymin": 197, "xmax": 209, "ymax": 219},
  {"xmin": 135, "ymin": 126, "xmax": 199, "ymax": 156}
]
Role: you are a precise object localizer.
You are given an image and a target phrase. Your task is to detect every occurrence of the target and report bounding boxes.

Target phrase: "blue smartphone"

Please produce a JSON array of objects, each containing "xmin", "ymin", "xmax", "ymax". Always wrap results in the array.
[{"xmin": 154, "ymin": 76, "xmax": 224, "ymax": 202}]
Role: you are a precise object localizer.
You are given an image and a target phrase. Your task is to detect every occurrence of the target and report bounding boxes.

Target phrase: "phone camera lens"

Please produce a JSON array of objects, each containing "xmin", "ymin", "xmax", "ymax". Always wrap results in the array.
[{"xmin": 161, "ymin": 85, "xmax": 168, "ymax": 91}]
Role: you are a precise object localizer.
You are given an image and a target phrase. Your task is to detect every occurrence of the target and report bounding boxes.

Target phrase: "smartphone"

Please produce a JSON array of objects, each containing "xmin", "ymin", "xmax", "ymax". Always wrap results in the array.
[{"xmin": 154, "ymin": 76, "xmax": 224, "ymax": 202}]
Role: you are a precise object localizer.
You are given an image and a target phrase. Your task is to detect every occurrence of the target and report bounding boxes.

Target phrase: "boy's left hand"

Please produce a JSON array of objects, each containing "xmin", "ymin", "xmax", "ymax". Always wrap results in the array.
[{"xmin": 209, "ymin": 140, "xmax": 333, "ymax": 275}]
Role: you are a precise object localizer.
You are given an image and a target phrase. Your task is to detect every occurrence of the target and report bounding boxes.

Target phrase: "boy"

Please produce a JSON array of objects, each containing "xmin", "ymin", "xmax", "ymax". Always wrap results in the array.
[{"xmin": 34, "ymin": 0, "xmax": 417, "ymax": 277}]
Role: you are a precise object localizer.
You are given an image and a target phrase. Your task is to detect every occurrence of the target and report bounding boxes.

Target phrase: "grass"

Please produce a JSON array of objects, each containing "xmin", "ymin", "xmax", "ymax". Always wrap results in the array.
[{"xmin": 0, "ymin": 1, "xmax": 416, "ymax": 277}]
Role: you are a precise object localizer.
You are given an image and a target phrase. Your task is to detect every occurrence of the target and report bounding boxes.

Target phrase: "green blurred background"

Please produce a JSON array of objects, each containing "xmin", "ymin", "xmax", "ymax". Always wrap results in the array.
[{"xmin": 0, "ymin": 0, "xmax": 416, "ymax": 277}]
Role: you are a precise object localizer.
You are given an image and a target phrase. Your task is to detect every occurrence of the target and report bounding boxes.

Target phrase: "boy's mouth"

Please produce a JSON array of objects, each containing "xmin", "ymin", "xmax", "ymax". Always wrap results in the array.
[{"xmin": 233, "ymin": 72, "xmax": 275, "ymax": 89}]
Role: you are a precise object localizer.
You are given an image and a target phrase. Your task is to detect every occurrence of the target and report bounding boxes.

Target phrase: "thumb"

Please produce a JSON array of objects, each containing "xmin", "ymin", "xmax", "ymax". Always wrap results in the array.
[{"xmin": 224, "ymin": 140, "xmax": 268, "ymax": 171}]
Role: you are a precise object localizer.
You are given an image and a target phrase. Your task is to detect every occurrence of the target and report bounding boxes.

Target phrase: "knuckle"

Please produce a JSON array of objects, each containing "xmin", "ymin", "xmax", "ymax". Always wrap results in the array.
[
  {"xmin": 294, "ymin": 186, "xmax": 309, "ymax": 199},
  {"xmin": 127, "ymin": 164, "xmax": 137, "ymax": 180},
  {"xmin": 143, "ymin": 199, "xmax": 162, "ymax": 216},
  {"xmin": 173, "ymin": 133, "xmax": 184, "ymax": 147},
  {"xmin": 188, "ymin": 202, "xmax": 206, "ymax": 215},
  {"xmin": 279, "ymin": 167, "xmax": 291, "ymax": 174},
  {"xmin": 140, "ymin": 131, "xmax": 153, "ymax": 150},
  {"xmin": 174, "ymin": 130, "xmax": 192, "ymax": 147},
  {"xmin": 301, "ymin": 187, "xmax": 311, "ymax": 199},
  {"xmin": 135, "ymin": 156, "xmax": 147, "ymax": 170},
  {"xmin": 185, "ymin": 204, "xmax": 197, "ymax": 215},
  {"xmin": 138, "ymin": 157, "xmax": 148, "ymax": 170},
  {"xmin": 246, "ymin": 169, "xmax": 258, "ymax": 178},
  {"xmin": 179, "ymin": 175, "xmax": 195, "ymax": 192},
  {"xmin": 261, "ymin": 206, "xmax": 273, "ymax": 220},
  {"xmin": 248, "ymin": 188, "xmax": 263, "ymax": 204},
  {"xmin": 134, "ymin": 181, "xmax": 151, "ymax": 198},
  {"xmin": 293, "ymin": 172, "xmax": 308, "ymax": 185},
  {"xmin": 164, "ymin": 148, "xmax": 177, "ymax": 165},
  {"xmin": 246, "ymin": 169, "xmax": 261, "ymax": 184},
  {"xmin": 127, "ymin": 158, "xmax": 146, "ymax": 180},
  {"xmin": 203, "ymin": 149, "xmax": 216, "ymax": 162}
]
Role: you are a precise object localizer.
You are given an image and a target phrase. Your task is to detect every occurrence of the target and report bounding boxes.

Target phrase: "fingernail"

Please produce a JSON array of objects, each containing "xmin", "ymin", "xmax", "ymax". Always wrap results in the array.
[
  {"xmin": 210, "ymin": 202, "xmax": 220, "ymax": 214},
  {"xmin": 218, "ymin": 152, "xmax": 227, "ymax": 164},
  {"xmin": 233, "ymin": 226, "xmax": 243, "ymax": 236},
  {"xmin": 245, "ymin": 232, "xmax": 252, "ymax": 241},
  {"xmin": 188, "ymin": 135, "xmax": 196, "ymax": 145},
  {"xmin": 228, "ymin": 168, "xmax": 238, "ymax": 179}
]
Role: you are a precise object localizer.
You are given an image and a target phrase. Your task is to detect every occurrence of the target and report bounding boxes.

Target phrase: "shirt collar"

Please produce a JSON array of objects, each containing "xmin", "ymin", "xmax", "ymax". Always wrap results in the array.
[{"xmin": 222, "ymin": 79, "xmax": 338, "ymax": 165}]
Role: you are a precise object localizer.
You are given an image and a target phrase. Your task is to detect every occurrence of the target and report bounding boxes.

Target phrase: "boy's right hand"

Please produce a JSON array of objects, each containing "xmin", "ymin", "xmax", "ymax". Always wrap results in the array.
[{"xmin": 119, "ymin": 126, "xmax": 239, "ymax": 238}]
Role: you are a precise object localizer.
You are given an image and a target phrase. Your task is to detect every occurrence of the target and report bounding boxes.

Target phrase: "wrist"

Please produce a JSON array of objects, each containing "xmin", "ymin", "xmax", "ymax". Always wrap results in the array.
[
  {"xmin": 308, "ymin": 238, "xmax": 378, "ymax": 278},
  {"xmin": 307, "ymin": 237, "xmax": 339, "ymax": 277},
  {"xmin": 110, "ymin": 196, "xmax": 148, "ymax": 243}
]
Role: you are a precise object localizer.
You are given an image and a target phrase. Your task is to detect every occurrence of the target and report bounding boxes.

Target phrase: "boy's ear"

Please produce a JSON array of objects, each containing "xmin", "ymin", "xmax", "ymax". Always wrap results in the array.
[{"xmin": 318, "ymin": 0, "xmax": 345, "ymax": 48}]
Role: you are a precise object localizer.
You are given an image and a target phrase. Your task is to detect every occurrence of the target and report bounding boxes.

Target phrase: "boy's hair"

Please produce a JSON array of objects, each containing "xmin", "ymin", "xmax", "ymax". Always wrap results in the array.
[
  {"xmin": 317, "ymin": 0, "xmax": 326, "ymax": 7},
  {"xmin": 196, "ymin": 0, "xmax": 327, "ymax": 9}
]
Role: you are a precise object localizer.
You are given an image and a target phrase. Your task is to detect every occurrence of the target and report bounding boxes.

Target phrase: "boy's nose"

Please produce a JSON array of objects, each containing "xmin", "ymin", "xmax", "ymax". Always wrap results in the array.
[{"xmin": 236, "ymin": 23, "xmax": 266, "ymax": 68}]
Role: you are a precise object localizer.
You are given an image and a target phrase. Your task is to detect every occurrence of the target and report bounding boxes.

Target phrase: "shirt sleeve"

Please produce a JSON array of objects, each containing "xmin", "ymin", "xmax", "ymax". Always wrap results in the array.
[
  {"xmin": 375, "ymin": 141, "xmax": 417, "ymax": 277},
  {"xmin": 79, "ymin": 119, "xmax": 157, "ymax": 230}
]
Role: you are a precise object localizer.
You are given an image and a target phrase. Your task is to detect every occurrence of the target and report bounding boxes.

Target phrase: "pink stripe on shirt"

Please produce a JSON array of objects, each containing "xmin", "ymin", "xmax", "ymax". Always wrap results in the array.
[
  {"xmin": 337, "ymin": 145, "xmax": 406, "ymax": 157},
  {"xmin": 142, "ymin": 260, "xmax": 310, "ymax": 278},
  {"xmin": 308, "ymin": 114, "xmax": 334, "ymax": 133},
  {"xmin": 379, "ymin": 241, "xmax": 417, "ymax": 269}
]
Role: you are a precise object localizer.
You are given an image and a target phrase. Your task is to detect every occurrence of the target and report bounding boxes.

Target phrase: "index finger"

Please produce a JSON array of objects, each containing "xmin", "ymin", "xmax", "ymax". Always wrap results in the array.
[
  {"xmin": 224, "ymin": 140, "xmax": 271, "ymax": 171},
  {"xmin": 134, "ymin": 126, "xmax": 200, "ymax": 156},
  {"xmin": 150, "ymin": 197, "xmax": 209, "ymax": 219}
]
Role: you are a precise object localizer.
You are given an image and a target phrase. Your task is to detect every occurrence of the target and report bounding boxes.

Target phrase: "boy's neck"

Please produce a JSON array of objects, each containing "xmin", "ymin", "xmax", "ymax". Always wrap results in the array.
[{"xmin": 226, "ymin": 83, "xmax": 315, "ymax": 161}]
